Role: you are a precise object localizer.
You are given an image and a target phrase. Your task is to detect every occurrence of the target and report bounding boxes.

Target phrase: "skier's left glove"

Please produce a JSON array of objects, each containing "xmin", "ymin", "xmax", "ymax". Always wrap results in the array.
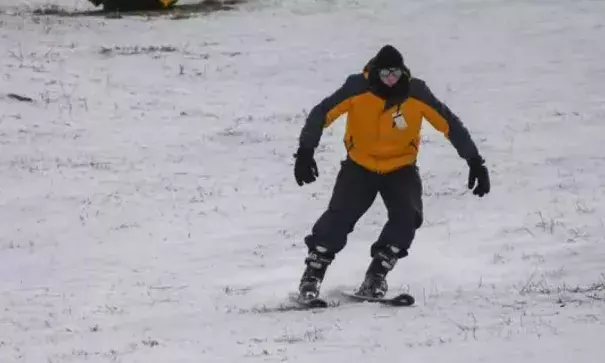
[
  {"xmin": 467, "ymin": 156, "xmax": 490, "ymax": 197},
  {"xmin": 294, "ymin": 147, "xmax": 318, "ymax": 186}
]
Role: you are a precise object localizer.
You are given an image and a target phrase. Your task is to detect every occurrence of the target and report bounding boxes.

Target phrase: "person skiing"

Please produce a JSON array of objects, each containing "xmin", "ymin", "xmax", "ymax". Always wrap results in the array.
[{"xmin": 293, "ymin": 44, "xmax": 491, "ymax": 301}]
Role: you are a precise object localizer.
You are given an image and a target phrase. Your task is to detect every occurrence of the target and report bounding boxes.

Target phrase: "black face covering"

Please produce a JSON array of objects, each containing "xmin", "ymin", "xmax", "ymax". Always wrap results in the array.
[{"xmin": 367, "ymin": 45, "xmax": 411, "ymax": 100}]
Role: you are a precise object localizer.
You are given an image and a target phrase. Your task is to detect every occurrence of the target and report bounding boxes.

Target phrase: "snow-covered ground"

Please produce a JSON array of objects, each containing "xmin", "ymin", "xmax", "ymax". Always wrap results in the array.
[{"xmin": 1, "ymin": 0, "xmax": 604, "ymax": 361}]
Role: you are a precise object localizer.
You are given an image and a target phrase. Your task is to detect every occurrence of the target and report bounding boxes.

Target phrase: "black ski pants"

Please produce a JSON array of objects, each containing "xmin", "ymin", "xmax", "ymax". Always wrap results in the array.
[{"xmin": 304, "ymin": 158, "xmax": 423, "ymax": 260}]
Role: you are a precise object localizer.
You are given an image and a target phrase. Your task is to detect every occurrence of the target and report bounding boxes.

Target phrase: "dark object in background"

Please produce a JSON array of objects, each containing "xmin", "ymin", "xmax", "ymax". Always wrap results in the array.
[
  {"xmin": 88, "ymin": 0, "xmax": 178, "ymax": 12},
  {"xmin": 7, "ymin": 94, "xmax": 34, "ymax": 102}
]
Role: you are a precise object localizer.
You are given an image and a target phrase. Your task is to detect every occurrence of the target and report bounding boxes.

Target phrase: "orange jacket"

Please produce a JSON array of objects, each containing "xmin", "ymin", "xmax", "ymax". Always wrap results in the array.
[{"xmin": 299, "ymin": 72, "xmax": 480, "ymax": 173}]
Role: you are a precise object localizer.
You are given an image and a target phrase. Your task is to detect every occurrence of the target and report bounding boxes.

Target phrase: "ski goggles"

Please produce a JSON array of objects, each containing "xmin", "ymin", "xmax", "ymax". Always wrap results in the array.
[{"xmin": 379, "ymin": 67, "xmax": 404, "ymax": 80}]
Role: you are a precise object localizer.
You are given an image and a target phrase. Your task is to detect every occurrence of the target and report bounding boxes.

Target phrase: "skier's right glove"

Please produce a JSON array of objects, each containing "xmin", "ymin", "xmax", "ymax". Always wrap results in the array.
[
  {"xmin": 294, "ymin": 147, "xmax": 318, "ymax": 186},
  {"xmin": 467, "ymin": 156, "xmax": 490, "ymax": 197}
]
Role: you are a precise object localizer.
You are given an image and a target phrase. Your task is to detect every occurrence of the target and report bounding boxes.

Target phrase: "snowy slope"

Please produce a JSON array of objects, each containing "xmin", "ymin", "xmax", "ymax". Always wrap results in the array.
[{"xmin": 1, "ymin": 0, "xmax": 604, "ymax": 362}]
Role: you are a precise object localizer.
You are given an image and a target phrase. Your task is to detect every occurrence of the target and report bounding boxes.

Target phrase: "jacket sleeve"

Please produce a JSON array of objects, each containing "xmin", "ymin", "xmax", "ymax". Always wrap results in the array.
[
  {"xmin": 298, "ymin": 74, "xmax": 365, "ymax": 150},
  {"xmin": 411, "ymin": 79, "xmax": 480, "ymax": 161}
]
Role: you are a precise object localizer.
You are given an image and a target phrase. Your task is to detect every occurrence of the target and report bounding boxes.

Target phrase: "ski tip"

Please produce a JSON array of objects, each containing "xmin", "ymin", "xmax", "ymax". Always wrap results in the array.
[
  {"xmin": 341, "ymin": 290, "xmax": 415, "ymax": 306},
  {"xmin": 391, "ymin": 293, "xmax": 415, "ymax": 306}
]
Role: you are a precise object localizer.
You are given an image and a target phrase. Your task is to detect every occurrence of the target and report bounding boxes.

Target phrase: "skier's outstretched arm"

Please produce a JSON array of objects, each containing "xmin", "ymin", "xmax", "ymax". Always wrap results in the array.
[
  {"xmin": 409, "ymin": 79, "xmax": 479, "ymax": 160},
  {"xmin": 298, "ymin": 74, "xmax": 366, "ymax": 150},
  {"xmin": 410, "ymin": 79, "xmax": 491, "ymax": 197},
  {"xmin": 295, "ymin": 74, "xmax": 366, "ymax": 186}
]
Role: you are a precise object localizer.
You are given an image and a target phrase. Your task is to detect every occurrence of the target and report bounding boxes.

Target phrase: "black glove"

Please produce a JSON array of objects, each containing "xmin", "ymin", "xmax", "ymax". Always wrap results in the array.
[
  {"xmin": 467, "ymin": 157, "xmax": 490, "ymax": 197},
  {"xmin": 294, "ymin": 147, "xmax": 318, "ymax": 186}
]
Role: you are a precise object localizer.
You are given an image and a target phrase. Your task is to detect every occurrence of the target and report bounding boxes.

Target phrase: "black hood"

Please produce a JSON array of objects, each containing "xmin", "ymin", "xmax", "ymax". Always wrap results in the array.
[{"xmin": 365, "ymin": 45, "xmax": 411, "ymax": 101}]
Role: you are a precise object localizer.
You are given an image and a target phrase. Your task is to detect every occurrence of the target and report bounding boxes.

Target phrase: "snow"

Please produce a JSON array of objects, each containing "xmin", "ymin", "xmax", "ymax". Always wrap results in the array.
[{"xmin": 1, "ymin": 0, "xmax": 604, "ymax": 362}]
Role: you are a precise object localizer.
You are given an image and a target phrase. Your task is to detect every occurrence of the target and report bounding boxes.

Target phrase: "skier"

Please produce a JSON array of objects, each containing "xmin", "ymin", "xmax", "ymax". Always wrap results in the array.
[{"xmin": 293, "ymin": 44, "xmax": 491, "ymax": 301}]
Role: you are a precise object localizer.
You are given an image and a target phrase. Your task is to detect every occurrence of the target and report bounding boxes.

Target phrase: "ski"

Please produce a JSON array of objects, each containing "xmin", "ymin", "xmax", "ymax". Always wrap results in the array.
[
  {"xmin": 341, "ymin": 291, "xmax": 415, "ymax": 306},
  {"xmin": 284, "ymin": 290, "xmax": 414, "ymax": 310}
]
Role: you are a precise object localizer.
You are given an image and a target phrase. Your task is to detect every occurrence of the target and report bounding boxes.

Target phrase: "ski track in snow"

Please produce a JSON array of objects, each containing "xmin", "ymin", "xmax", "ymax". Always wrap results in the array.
[{"xmin": 1, "ymin": 0, "xmax": 604, "ymax": 362}]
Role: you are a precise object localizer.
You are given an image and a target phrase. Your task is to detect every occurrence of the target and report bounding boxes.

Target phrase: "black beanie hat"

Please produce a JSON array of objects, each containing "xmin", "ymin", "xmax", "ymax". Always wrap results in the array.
[{"xmin": 373, "ymin": 44, "xmax": 405, "ymax": 69}]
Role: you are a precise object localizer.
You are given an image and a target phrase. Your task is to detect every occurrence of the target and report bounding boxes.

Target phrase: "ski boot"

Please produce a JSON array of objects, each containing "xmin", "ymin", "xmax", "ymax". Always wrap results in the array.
[
  {"xmin": 298, "ymin": 247, "xmax": 333, "ymax": 300},
  {"xmin": 357, "ymin": 273, "xmax": 388, "ymax": 298},
  {"xmin": 356, "ymin": 245, "xmax": 400, "ymax": 298}
]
